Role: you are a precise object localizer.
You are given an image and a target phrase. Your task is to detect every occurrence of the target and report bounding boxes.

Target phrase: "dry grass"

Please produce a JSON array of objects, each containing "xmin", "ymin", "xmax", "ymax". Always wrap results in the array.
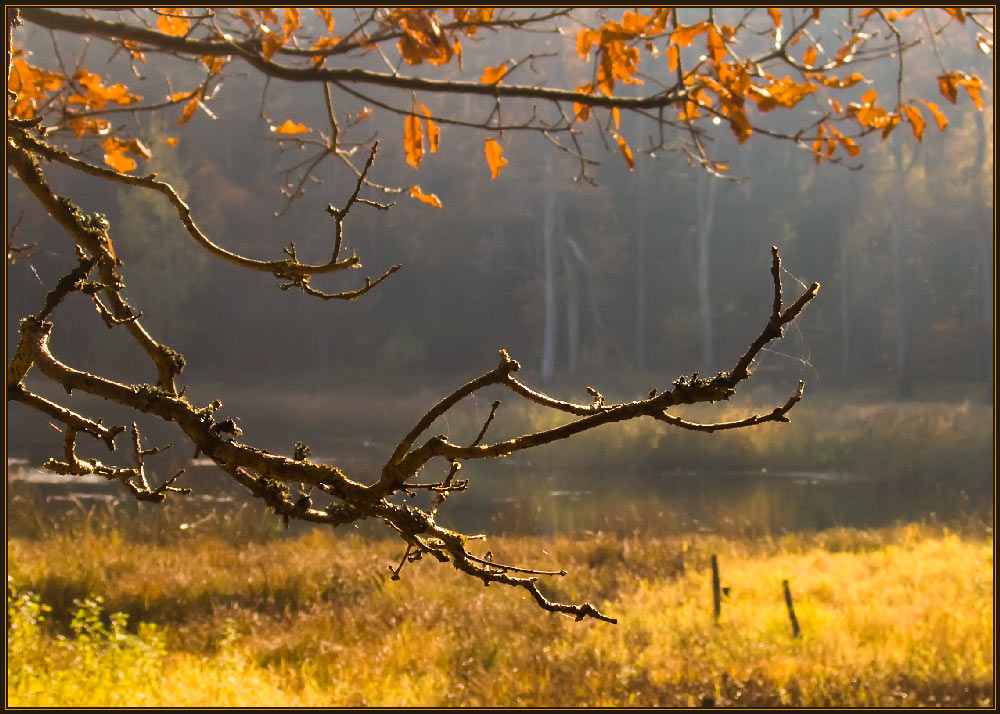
[{"xmin": 7, "ymin": 521, "xmax": 994, "ymax": 707}]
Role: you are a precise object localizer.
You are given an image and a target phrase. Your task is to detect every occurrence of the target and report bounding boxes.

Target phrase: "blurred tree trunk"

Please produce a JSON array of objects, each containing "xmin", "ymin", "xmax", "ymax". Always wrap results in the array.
[
  {"xmin": 564, "ymin": 252, "xmax": 580, "ymax": 374},
  {"xmin": 635, "ymin": 157, "xmax": 648, "ymax": 374},
  {"xmin": 890, "ymin": 146, "xmax": 912, "ymax": 398},
  {"xmin": 541, "ymin": 153, "xmax": 558, "ymax": 380},
  {"xmin": 972, "ymin": 109, "xmax": 993, "ymax": 385},
  {"xmin": 696, "ymin": 170, "xmax": 718, "ymax": 372}
]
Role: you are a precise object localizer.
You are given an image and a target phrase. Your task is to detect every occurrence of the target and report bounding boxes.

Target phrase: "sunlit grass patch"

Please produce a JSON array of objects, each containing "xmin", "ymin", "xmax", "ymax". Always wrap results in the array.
[{"xmin": 7, "ymin": 522, "xmax": 994, "ymax": 707}]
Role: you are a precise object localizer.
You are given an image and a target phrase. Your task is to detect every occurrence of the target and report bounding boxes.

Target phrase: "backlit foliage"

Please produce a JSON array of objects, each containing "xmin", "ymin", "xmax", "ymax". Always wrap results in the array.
[{"xmin": 7, "ymin": 7, "xmax": 989, "ymax": 189}]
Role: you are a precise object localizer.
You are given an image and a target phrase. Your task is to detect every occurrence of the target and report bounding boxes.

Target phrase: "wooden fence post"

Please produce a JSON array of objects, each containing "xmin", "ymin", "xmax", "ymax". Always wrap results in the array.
[
  {"xmin": 782, "ymin": 578, "xmax": 802, "ymax": 638},
  {"xmin": 711, "ymin": 554, "xmax": 721, "ymax": 624}
]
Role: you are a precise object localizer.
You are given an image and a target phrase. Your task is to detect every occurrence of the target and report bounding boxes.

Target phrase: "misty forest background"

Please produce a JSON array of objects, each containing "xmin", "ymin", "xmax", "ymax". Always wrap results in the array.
[{"xmin": 6, "ymin": 11, "xmax": 994, "ymax": 536}]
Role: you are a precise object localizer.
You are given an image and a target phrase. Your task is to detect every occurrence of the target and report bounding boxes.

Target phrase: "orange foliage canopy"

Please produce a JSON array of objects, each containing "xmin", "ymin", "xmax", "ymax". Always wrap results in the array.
[{"xmin": 7, "ymin": 7, "xmax": 989, "ymax": 198}]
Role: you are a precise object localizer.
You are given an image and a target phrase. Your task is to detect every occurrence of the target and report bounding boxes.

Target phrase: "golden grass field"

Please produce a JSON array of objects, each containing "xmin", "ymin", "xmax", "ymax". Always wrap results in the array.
[{"xmin": 7, "ymin": 520, "xmax": 994, "ymax": 707}]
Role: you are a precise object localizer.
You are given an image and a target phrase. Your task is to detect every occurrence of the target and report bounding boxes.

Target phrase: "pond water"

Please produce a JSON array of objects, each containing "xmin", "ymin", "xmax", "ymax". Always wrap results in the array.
[{"xmin": 8, "ymin": 456, "xmax": 989, "ymax": 538}]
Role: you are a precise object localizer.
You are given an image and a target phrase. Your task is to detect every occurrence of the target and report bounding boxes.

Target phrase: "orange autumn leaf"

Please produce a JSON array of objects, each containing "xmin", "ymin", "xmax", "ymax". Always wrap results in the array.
[
  {"xmin": 827, "ymin": 124, "xmax": 861, "ymax": 157},
  {"xmin": 481, "ymin": 63, "xmax": 508, "ymax": 85},
  {"xmin": 177, "ymin": 97, "xmax": 198, "ymax": 125},
  {"xmin": 270, "ymin": 119, "xmax": 311, "ymax": 135},
  {"xmin": 409, "ymin": 185, "xmax": 442, "ymax": 207},
  {"xmin": 201, "ymin": 55, "xmax": 228, "ymax": 74},
  {"xmin": 802, "ymin": 46, "xmax": 817, "ymax": 68},
  {"xmin": 282, "ymin": 8, "xmax": 301, "ymax": 37},
  {"xmin": 102, "ymin": 137, "xmax": 148, "ymax": 173},
  {"xmin": 724, "ymin": 103, "xmax": 753, "ymax": 144},
  {"xmin": 812, "ymin": 123, "xmax": 825, "ymax": 164},
  {"xmin": 957, "ymin": 74, "xmax": 985, "ymax": 110},
  {"xmin": 165, "ymin": 137, "xmax": 179, "ymax": 147},
  {"xmin": 705, "ymin": 25, "xmax": 726, "ymax": 66},
  {"xmin": 261, "ymin": 32, "xmax": 284, "ymax": 60},
  {"xmin": 834, "ymin": 36, "xmax": 863, "ymax": 65},
  {"xmin": 314, "ymin": 7, "xmax": 335, "ymax": 33},
  {"xmin": 68, "ymin": 116, "xmax": 110, "ymax": 138},
  {"xmin": 942, "ymin": 7, "xmax": 966, "ymax": 23},
  {"xmin": 609, "ymin": 130, "xmax": 634, "ymax": 170},
  {"xmin": 666, "ymin": 44, "xmax": 679, "ymax": 72},
  {"xmin": 937, "ymin": 73, "xmax": 959, "ymax": 103},
  {"xmin": 156, "ymin": 8, "xmax": 189, "ymax": 37},
  {"xmin": 767, "ymin": 8, "xmax": 783, "ymax": 29},
  {"xmin": 483, "ymin": 138, "xmax": 508, "ymax": 179},
  {"xmin": 7, "ymin": 57, "xmax": 66, "ymax": 119},
  {"xmin": 355, "ymin": 107, "xmax": 373, "ymax": 122},
  {"xmin": 918, "ymin": 99, "xmax": 948, "ymax": 130},
  {"xmin": 167, "ymin": 89, "xmax": 196, "ymax": 102},
  {"xmin": 901, "ymin": 103, "xmax": 926, "ymax": 142},
  {"xmin": 404, "ymin": 113, "xmax": 423, "ymax": 168},
  {"xmin": 670, "ymin": 22, "xmax": 709, "ymax": 47},
  {"xmin": 806, "ymin": 71, "xmax": 865, "ymax": 89},
  {"xmin": 416, "ymin": 101, "xmax": 440, "ymax": 153},
  {"xmin": 70, "ymin": 69, "xmax": 142, "ymax": 110},
  {"xmin": 880, "ymin": 113, "xmax": 900, "ymax": 139}
]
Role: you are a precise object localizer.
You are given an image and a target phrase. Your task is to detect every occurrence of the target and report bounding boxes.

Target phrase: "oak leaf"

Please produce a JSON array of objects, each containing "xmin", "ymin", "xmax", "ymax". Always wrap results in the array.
[
  {"xmin": 670, "ymin": 22, "xmax": 709, "ymax": 47},
  {"xmin": 102, "ymin": 137, "xmax": 148, "ymax": 173},
  {"xmin": 156, "ymin": 8, "xmax": 189, "ymax": 37}
]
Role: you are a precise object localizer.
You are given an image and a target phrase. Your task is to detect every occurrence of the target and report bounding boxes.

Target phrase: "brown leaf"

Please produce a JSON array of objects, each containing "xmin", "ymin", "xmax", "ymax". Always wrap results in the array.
[
  {"xmin": 937, "ymin": 73, "xmax": 959, "ymax": 104},
  {"xmin": 409, "ymin": 185, "xmax": 442, "ymax": 207},
  {"xmin": 484, "ymin": 138, "xmax": 508, "ymax": 179}
]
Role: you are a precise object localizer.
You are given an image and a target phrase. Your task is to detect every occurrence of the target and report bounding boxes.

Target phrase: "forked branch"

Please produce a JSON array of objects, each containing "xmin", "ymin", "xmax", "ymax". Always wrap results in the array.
[{"xmin": 7, "ymin": 131, "xmax": 817, "ymax": 623}]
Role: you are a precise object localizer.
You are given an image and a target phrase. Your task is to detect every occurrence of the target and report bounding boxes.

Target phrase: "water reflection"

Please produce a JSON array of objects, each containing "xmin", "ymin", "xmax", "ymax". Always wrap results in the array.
[{"xmin": 8, "ymin": 458, "xmax": 990, "ymax": 539}]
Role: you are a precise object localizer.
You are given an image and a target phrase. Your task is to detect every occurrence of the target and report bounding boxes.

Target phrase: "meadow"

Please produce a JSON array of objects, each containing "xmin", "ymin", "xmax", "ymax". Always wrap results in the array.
[{"xmin": 7, "ymin": 513, "xmax": 994, "ymax": 707}]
